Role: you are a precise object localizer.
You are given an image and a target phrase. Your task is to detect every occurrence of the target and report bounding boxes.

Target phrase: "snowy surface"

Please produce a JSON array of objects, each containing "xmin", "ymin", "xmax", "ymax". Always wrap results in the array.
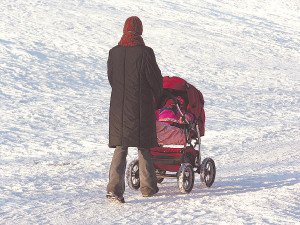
[{"xmin": 1, "ymin": 0, "xmax": 300, "ymax": 224}]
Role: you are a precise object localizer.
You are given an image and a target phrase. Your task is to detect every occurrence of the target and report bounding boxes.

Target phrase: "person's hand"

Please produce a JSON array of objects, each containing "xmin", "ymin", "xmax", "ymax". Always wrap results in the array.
[
  {"xmin": 179, "ymin": 115, "xmax": 191, "ymax": 124},
  {"xmin": 178, "ymin": 117, "xmax": 184, "ymax": 124}
]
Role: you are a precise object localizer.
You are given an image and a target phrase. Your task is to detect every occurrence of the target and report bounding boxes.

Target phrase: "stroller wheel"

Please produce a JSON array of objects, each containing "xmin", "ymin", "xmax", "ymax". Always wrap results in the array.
[
  {"xmin": 126, "ymin": 159, "xmax": 140, "ymax": 190},
  {"xmin": 156, "ymin": 170, "xmax": 166, "ymax": 183},
  {"xmin": 177, "ymin": 163, "xmax": 195, "ymax": 193},
  {"xmin": 200, "ymin": 158, "xmax": 216, "ymax": 188}
]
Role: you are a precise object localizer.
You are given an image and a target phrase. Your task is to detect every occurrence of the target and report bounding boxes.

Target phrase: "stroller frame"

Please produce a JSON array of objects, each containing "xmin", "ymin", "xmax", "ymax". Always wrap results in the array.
[{"xmin": 126, "ymin": 76, "xmax": 216, "ymax": 193}]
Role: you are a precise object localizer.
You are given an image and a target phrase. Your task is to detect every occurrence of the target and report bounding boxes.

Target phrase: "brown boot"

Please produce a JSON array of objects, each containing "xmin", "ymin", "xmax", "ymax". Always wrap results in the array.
[
  {"xmin": 141, "ymin": 187, "xmax": 159, "ymax": 197},
  {"xmin": 106, "ymin": 192, "xmax": 125, "ymax": 203}
]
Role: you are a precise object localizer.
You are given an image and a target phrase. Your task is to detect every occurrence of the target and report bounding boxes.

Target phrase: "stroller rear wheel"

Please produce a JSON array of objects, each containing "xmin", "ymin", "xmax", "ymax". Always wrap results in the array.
[
  {"xmin": 126, "ymin": 159, "xmax": 140, "ymax": 190},
  {"xmin": 200, "ymin": 158, "xmax": 216, "ymax": 188},
  {"xmin": 177, "ymin": 163, "xmax": 195, "ymax": 193},
  {"xmin": 156, "ymin": 170, "xmax": 166, "ymax": 183}
]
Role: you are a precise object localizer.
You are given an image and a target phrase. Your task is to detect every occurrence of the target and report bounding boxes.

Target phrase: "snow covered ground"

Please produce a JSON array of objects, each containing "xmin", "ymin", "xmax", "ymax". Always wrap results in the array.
[{"xmin": 1, "ymin": 0, "xmax": 299, "ymax": 224}]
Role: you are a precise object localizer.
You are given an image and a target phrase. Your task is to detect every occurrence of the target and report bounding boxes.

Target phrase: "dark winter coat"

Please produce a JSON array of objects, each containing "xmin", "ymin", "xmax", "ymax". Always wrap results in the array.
[{"xmin": 107, "ymin": 45, "xmax": 163, "ymax": 148}]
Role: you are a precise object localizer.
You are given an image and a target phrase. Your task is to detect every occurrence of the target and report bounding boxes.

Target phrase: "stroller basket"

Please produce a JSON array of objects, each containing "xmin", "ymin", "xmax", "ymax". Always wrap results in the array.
[{"xmin": 151, "ymin": 146, "xmax": 197, "ymax": 172}]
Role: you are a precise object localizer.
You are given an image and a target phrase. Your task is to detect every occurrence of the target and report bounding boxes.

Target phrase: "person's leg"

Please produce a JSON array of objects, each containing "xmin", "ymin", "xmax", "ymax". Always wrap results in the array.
[
  {"xmin": 138, "ymin": 148, "xmax": 159, "ymax": 197},
  {"xmin": 107, "ymin": 146, "xmax": 128, "ymax": 201}
]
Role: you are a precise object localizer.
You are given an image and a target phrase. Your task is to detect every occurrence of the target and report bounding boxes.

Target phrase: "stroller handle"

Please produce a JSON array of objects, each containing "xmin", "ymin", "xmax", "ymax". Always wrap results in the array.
[{"xmin": 163, "ymin": 89, "xmax": 190, "ymax": 124}]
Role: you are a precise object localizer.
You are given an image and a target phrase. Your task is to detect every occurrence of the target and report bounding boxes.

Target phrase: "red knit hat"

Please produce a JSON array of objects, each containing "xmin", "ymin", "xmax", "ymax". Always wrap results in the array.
[{"xmin": 118, "ymin": 16, "xmax": 145, "ymax": 46}]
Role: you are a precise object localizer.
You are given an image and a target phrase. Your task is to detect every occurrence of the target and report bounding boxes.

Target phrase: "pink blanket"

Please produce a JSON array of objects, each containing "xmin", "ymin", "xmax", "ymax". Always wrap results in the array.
[
  {"xmin": 156, "ymin": 101, "xmax": 193, "ymax": 145},
  {"xmin": 156, "ymin": 121, "xmax": 186, "ymax": 145}
]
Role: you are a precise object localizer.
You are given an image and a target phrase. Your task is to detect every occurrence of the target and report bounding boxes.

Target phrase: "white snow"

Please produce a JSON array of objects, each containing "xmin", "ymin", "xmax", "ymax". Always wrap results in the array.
[{"xmin": 1, "ymin": 0, "xmax": 299, "ymax": 224}]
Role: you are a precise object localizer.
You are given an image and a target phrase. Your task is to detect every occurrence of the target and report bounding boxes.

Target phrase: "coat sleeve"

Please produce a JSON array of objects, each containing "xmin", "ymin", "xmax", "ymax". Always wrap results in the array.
[
  {"xmin": 107, "ymin": 50, "xmax": 113, "ymax": 87},
  {"xmin": 145, "ymin": 48, "xmax": 163, "ymax": 101}
]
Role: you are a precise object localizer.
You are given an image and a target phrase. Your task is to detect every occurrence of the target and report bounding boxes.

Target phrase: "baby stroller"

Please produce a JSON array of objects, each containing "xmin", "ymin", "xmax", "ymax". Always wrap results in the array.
[{"xmin": 126, "ymin": 76, "xmax": 216, "ymax": 193}]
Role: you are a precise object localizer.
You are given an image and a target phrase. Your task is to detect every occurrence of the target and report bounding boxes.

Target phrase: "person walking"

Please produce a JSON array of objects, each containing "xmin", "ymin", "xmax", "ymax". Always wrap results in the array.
[{"xmin": 106, "ymin": 16, "xmax": 163, "ymax": 203}]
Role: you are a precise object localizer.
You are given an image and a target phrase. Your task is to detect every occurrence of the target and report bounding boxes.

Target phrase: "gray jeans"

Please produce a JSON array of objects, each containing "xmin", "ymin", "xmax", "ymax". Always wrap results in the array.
[{"xmin": 107, "ymin": 146, "xmax": 158, "ymax": 197}]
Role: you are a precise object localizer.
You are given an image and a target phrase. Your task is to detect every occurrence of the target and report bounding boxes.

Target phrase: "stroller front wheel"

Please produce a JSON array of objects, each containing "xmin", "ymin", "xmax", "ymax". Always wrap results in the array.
[
  {"xmin": 200, "ymin": 158, "xmax": 216, "ymax": 188},
  {"xmin": 177, "ymin": 163, "xmax": 195, "ymax": 193}
]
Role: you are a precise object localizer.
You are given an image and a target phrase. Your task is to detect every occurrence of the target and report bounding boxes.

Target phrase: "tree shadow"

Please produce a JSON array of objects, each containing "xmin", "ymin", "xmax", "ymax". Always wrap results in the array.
[
  {"xmin": 199, "ymin": 171, "xmax": 299, "ymax": 197},
  {"xmin": 127, "ymin": 171, "xmax": 299, "ymax": 203}
]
